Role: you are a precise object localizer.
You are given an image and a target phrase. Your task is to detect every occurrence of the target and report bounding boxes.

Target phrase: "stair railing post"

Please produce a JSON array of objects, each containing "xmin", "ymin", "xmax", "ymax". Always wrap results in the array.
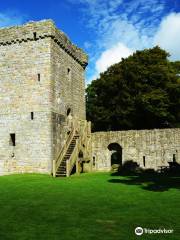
[
  {"xmin": 66, "ymin": 160, "xmax": 70, "ymax": 177},
  {"xmin": 76, "ymin": 159, "xmax": 80, "ymax": 175},
  {"xmin": 53, "ymin": 160, "xmax": 56, "ymax": 177}
]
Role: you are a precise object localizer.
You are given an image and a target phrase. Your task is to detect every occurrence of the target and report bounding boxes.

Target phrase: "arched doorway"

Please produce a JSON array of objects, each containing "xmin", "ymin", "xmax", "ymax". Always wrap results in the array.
[
  {"xmin": 71, "ymin": 151, "xmax": 84, "ymax": 175},
  {"xmin": 108, "ymin": 143, "xmax": 122, "ymax": 171}
]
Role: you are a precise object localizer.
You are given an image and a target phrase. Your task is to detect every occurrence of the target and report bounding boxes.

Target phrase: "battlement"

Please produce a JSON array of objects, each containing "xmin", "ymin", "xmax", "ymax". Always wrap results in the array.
[{"xmin": 0, "ymin": 19, "xmax": 88, "ymax": 68}]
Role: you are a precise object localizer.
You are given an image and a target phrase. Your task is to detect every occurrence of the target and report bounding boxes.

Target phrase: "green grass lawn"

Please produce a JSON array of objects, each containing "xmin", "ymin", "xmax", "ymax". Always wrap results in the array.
[{"xmin": 0, "ymin": 172, "xmax": 179, "ymax": 240}]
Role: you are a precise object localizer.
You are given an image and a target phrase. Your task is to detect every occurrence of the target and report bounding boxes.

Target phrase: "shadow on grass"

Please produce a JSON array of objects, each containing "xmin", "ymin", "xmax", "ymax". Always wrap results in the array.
[{"xmin": 108, "ymin": 161, "xmax": 180, "ymax": 192}]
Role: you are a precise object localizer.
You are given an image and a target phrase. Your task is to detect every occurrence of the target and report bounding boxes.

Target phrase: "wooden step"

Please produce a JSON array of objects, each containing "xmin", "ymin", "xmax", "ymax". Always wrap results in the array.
[
  {"xmin": 58, "ymin": 167, "xmax": 66, "ymax": 170},
  {"xmin": 56, "ymin": 171, "xmax": 66, "ymax": 174},
  {"xmin": 58, "ymin": 165, "xmax": 66, "ymax": 169},
  {"xmin": 55, "ymin": 132, "xmax": 80, "ymax": 177},
  {"xmin": 56, "ymin": 173, "xmax": 66, "ymax": 177}
]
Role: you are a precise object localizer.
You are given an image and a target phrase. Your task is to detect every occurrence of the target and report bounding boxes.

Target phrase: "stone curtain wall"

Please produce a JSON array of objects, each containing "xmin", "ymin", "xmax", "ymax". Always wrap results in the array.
[
  {"xmin": 92, "ymin": 129, "xmax": 180, "ymax": 171},
  {"xmin": 0, "ymin": 20, "xmax": 87, "ymax": 175}
]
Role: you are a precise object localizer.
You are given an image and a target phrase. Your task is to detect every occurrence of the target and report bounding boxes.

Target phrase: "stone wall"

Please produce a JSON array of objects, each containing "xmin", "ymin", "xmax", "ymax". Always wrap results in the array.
[
  {"xmin": 0, "ymin": 20, "xmax": 87, "ymax": 68},
  {"xmin": 51, "ymin": 34, "xmax": 86, "ymax": 158},
  {"xmin": 0, "ymin": 112, "xmax": 52, "ymax": 175},
  {"xmin": 0, "ymin": 20, "xmax": 87, "ymax": 175},
  {"xmin": 92, "ymin": 129, "xmax": 180, "ymax": 171},
  {"xmin": 0, "ymin": 28, "xmax": 52, "ymax": 175}
]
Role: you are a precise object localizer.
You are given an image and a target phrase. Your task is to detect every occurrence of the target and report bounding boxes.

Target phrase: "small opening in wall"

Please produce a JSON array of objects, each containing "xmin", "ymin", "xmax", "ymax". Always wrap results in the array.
[
  {"xmin": 67, "ymin": 108, "xmax": 71, "ymax": 116},
  {"xmin": 79, "ymin": 151, "xmax": 83, "ymax": 159},
  {"xmin": 10, "ymin": 133, "xmax": 16, "ymax": 146},
  {"xmin": 67, "ymin": 68, "xmax": 71, "ymax": 75},
  {"xmin": 31, "ymin": 112, "xmax": 34, "ymax": 120},
  {"xmin": 93, "ymin": 156, "xmax": 96, "ymax": 166},
  {"xmin": 173, "ymin": 154, "xmax": 176, "ymax": 162},
  {"xmin": 33, "ymin": 32, "xmax": 37, "ymax": 39},
  {"xmin": 38, "ymin": 73, "xmax": 40, "ymax": 81},
  {"xmin": 143, "ymin": 156, "xmax": 146, "ymax": 167}
]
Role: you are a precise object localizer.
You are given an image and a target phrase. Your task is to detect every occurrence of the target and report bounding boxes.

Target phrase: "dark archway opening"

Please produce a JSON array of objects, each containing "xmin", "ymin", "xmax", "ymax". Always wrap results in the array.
[
  {"xmin": 108, "ymin": 143, "xmax": 122, "ymax": 171},
  {"xmin": 67, "ymin": 108, "xmax": 71, "ymax": 116},
  {"xmin": 71, "ymin": 164, "xmax": 76, "ymax": 175}
]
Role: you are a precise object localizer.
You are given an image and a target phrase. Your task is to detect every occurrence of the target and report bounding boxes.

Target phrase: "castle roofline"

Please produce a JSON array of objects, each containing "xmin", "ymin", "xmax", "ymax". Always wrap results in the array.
[{"xmin": 0, "ymin": 19, "xmax": 88, "ymax": 68}]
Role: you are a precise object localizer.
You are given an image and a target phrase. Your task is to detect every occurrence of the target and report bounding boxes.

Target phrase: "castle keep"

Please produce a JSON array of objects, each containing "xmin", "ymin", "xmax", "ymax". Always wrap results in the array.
[
  {"xmin": 0, "ymin": 20, "xmax": 90, "ymax": 176},
  {"xmin": 0, "ymin": 20, "xmax": 179, "ymax": 176}
]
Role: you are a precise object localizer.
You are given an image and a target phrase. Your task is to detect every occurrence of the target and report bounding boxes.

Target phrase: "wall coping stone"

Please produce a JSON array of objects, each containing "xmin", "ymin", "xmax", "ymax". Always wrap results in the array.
[{"xmin": 92, "ymin": 128, "xmax": 180, "ymax": 135}]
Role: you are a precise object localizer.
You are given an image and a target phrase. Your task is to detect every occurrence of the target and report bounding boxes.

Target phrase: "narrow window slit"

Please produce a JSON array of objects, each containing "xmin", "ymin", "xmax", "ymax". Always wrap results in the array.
[
  {"xmin": 67, "ymin": 68, "xmax": 71, "ymax": 75},
  {"xmin": 93, "ymin": 156, "xmax": 96, "ymax": 166},
  {"xmin": 143, "ymin": 156, "xmax": 146, "ymax": 167},
  {"xmin": 33, "ymin": 32, "xmax": 37, "ymax": 40},
  {"xmin": 173, "ymin": 154, "xmax": 176, "ymax": 162},
  {"xmin": 10, "ymin": 133, "xmax": 16, "ymax": 146},
  {"xmin": 38, "ymin": 73, "xmax": 40, "ymax": 81},
  {"xmin": 31, "ymin": 112, "xmax": 34, "ymax": 120}
]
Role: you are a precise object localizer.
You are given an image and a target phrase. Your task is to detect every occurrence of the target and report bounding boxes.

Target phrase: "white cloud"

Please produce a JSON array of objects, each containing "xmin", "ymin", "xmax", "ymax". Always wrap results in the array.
[
  {"xmin": 96, "ymin": 42, "xmax": 133, "ymax": 73},
  {"xmin": 154, "ymin": 12, "xmax": 180, "ymax": 60},
  {"xmin": 0, "ymin": 11, "xmax": 25, "ymax": 28},
  {"xmin": 68, "ymin": 0, "xmax": 179, "ymax": 81},
  {"xmin": 90, "ymin": 11, "xmax": 180, "ymax": 82},
  {"xmin": 87, "ymin": 42, "xmax": 133, "ymax": 82},
  {"xmin": 86, "ymin": 42, "xmax": 133, "ymax": 82},
  {"xmin": 101, "ymin": 18, "xmax": 152, "ymax": 50}
]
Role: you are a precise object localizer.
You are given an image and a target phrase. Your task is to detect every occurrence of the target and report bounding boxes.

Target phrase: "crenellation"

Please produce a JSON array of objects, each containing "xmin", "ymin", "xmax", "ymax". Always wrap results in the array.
[{"xmin": 0, "ymin": 20, "xmax": 88, "ymax": 68}]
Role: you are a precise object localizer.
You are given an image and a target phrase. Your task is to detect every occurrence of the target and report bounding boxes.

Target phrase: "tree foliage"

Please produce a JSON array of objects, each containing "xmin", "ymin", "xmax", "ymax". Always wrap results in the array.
[{"xmin": 86, "ymin": 47, "xmax": 180, "ymax": 131}]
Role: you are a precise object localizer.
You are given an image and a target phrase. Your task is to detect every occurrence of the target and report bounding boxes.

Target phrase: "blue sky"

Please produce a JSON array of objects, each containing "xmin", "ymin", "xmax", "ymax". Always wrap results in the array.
[{"xmin": 0, "ymin": 0, "xmax": 180, "ymax": 83}]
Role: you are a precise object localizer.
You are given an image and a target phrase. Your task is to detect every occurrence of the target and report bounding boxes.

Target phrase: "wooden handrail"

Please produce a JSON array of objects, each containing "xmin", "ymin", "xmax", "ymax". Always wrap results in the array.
[
  {"xmin": 66, "ymin": 138, "xmax": 79, "ymax": 176},
  {"xmin": 66, "ymin": 120, "xmax": 88, "ymax": 176},
  {"xmin": 53, "ymin": 118, "xmax": 79, "ymax": 177},
  {"xmin": 56, "ymin": 127, "xmax": 74, "ymax": 165},
  {"xmin": 53, "ymin": 119, "xmax": 90, "ymax": 177}
]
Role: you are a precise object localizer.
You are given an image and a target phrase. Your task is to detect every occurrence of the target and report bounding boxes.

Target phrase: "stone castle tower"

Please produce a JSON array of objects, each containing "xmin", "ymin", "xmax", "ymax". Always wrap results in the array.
[
  {"xmin": 0, "ymin": 20, "xmax": 89, "ymax": 175},
  {"xmin": 0, "ymin": 20, "xmax": 179, "ymax": 176}
]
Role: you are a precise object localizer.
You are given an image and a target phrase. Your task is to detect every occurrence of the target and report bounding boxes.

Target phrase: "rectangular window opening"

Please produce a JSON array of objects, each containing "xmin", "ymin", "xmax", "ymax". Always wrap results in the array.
[
  {"xmin": 143, "ymin": 156, "xmax": 146, "ymax": 167},
  {"xmin": 93, "ymin": 156, "xmax": 96, "ymax": 166},
  {"xmin": 33, "ymin": 32, "xmax": 37, "ymax": 39},
  {"xmin": 31, "ymin": 112, "xmax": 34, "ymax": 120},
  {"xmin": 10, "ymin": 133, "xmax": 16, "ymax": 146},
  {"xmin": 38, "ymin": 73, "xmax": 40, "ymax": 81},
  {"xmin": 173, "ymin": 154, "xmax": 176, "ymax": 162},
  {"xmin": 67, "ymin": 68, "xmax": 71, "ymax": 75}
]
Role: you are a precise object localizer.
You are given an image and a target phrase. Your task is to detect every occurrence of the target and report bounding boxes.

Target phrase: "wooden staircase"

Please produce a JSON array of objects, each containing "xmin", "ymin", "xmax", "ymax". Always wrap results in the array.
[
  {"xmin": 53, "ymin": 119, "xmax": 91, "ymax": 178},
  {"xmin": 55, "ymin": 135, "xmax": 79, "ymax": 177}
]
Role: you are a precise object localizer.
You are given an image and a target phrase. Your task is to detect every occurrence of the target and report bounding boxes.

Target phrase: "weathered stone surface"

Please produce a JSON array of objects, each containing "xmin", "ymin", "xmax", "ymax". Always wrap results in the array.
[
  {"xmin": 0, "ymin": 19, "xmax": 179, "ymax": 176},
  {"xmin": 92, "ymin": 129, "xmax": 180, "ymax": 171},
  {"xmin": 0, "ymin": 20, "xmax": 87, "ymax": 175},
  {"xmin": 0, "ymin": 20, "xmax": 88, "ymax": 68}
]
